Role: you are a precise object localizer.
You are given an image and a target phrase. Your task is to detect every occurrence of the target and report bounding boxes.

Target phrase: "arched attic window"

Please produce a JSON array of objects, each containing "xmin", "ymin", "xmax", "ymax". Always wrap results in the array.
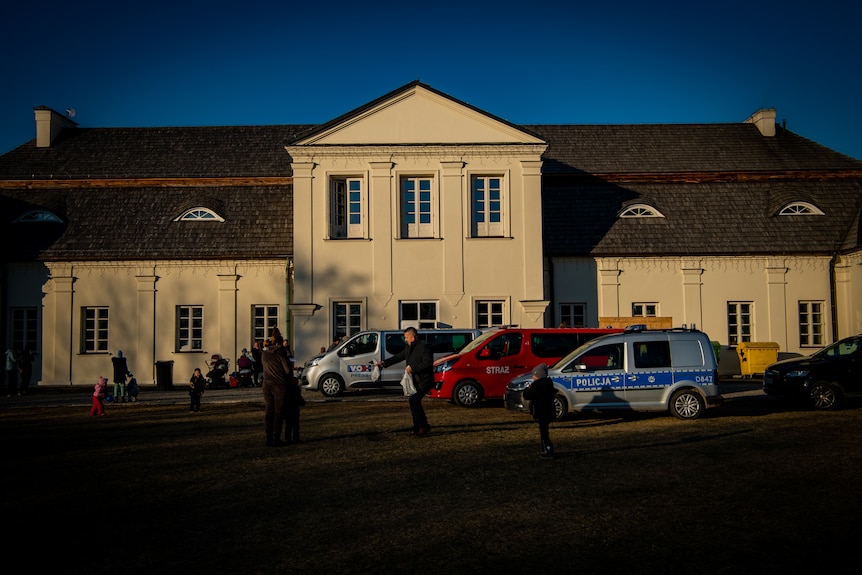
[
  {"xmin": 618, "ymin": 204, "xmax": 665, "ymax": 218},
  {"xmin": 776, "ymin": 201, "xmax": 824, "ymax": 216},
  {"xmin": 14, "ymin": 209, "xmax": 62, "ymax": 223},
  {"xmin": 174, "ymin": 207, "xmax": 225, "ymax": 222}
]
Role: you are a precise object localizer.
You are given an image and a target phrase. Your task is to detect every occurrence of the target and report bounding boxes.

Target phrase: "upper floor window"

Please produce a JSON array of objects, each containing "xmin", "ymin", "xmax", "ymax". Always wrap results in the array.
[
  {"xmin": 400, "ymin": 300, "xmax": 438, "ymax": 329},
  {"xmin": 777, "ymin": 202, "xmax": 824, "ymax": 216},
  {"xmin": 727, "ymin": 302, "xmax": 752, "ymax": 346},
  {"xmin": 175, "ymin": 208, "xmax": 224, "ymax": 222},
  {"xmin": 471, "ymin": 176, "xmax": 505, "ymax": 237},
  {"xmin": 330, "ymin": 177, "xmax": 365, "ymax": 238},
  {"xmin": 400, "ymin": 176, "xmax": 435, "ymax": 238},
  {"xmin": 14, "ymin": 209, "xmax": 62, "ymax": 223},
  {"xmin": 560, "ymin": 303, "xmax": 586, "ymax": 328},
  {"xmin": 476, "ymin": 300, "xmax": 505, "ymax": 329},
  {"xmin": 619, "ymin": 204, "xmax": 664, "ymax": 218},
  {"xmin": 252, "ymin": 305, "xmax": 279, "ymax": 344},
  {"xmin": 632, "ymin": 303, "xmax": 658, "ymax": 317}
]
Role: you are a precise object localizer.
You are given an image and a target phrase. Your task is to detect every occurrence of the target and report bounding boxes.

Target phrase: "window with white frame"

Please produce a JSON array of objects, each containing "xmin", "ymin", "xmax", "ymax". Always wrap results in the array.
[
  {"xmin": 333, "ymin": 301, "xmax": 363, "ymax": 338},
  {"xmin": 81, "ymin": 307, "xmax": 109, "ymax": 353},
  {"xmin": 400, "ymin": 176, "xmax": 435, "ymax": 238},
  {"xmin": 727, "ymin": 302, "xmax": 752, "ymax": 346},
  {"xmin": 798, "ymin": 301, "xmax": 824, "ymax": 347},
  {"xmin": 330, "ymin": 177, "xmax": 364, "ymax": 238},
  {"xmin": 777, "ymin": 202, "xmax": 824, "ymax": 216},
  {"xmin": 177, "ymin": 305, "xmax": 204, "ymax": 351},
  {"xmin": 471, "ymin": 175, "xmax": 505, "ymax": 237},
  {"xmin": 400, "ymin": 301, "xmax": 438, "ymax": 329},
  {"xmin": 476, "ymin": 300, "xmax": 505, "ymax": 328},
  {"xmin": 619, "ymin": 204, "xmax": 664, "ymax": 218},
  {"xmin": 560, "ymin": 303, "xmax": 586, "ymax": 328},
  {"xmin": 175, "ymin": 208, "xmax": 224, "ymax": 221},
  {"xmin": 11, "ymin": 307, "xmax": 38, "ymax": 355},
  {"xmin": 632, "ymin": 303, "xmax": 658, "ymax": 317},
  {"xmin": 252, "ymin": 305, "xmax": 279, "ymax": 343}
]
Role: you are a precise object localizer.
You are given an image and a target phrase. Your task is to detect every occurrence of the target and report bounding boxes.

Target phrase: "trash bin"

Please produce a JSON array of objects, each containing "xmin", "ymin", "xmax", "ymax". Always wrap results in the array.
[
  {"xmin": 735, "ymin": 342, "xmax": 779, "ymax": 377},
  {"xmin": 155, "ymin": 360, "xmax": 174, "ymax": 391}
]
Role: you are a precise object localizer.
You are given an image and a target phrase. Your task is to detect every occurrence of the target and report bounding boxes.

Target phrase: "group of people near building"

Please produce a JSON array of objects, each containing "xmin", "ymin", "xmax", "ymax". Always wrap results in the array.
[{"xmin": 4, "ymin": 346, "xmax": 34, "ymax": 397}]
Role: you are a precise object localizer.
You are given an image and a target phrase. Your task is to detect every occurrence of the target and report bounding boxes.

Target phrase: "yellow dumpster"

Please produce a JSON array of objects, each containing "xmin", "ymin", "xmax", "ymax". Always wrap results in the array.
[{"xmin": 736, "ymin": 342, "xmax": 779, "ymax": 377}]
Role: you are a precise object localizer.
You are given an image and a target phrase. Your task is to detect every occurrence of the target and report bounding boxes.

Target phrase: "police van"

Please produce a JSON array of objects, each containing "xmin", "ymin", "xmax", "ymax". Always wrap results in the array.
[
  {"xmin": 505, "ymin": 326, "xmax": 722, "ymax": 420},
  {"xmin": 301, "ymin": 328, "xmax": 481, "ymax": 397}
]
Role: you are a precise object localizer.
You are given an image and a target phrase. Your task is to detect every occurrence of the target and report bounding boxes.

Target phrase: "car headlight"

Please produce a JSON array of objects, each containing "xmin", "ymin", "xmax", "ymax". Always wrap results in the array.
[
  {"xmin": 434, "ymin": 358, "xmax": 457, "ymax": 373},
  {"xmin": 306, "ymin": 356, "xmax": 322, "ymax": 368},
  {"xmin": 508, "ymin": 377, "xmax": 531, "ymax": 392},
  {"xmin": 786, "ymin": 370, "xmax": 810, "ymax": 378}
]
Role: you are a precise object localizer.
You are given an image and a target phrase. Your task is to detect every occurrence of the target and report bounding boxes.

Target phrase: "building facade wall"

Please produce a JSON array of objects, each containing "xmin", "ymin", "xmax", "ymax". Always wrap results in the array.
[{"xmin": 38, "ymin": 259, "xmax": 288, "ymax": 385}]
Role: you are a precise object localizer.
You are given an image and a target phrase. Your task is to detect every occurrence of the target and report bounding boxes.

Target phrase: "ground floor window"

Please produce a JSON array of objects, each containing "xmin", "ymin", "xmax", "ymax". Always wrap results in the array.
[
  {"xmin": 177, "ymin": 305, "xmax": 203, "ymax": 351},
  {"xmin": 559, "ymin": 302, "xmax": 586, "ymax": 327},
  {"xmin": 333, "ymin": 301, "xmax": 363, "ymax": 339},
  {"xmin": 400, "ymin": 301, "xmax": 438, "ymax": 329},
  {"xmin": 11, "ymin": 307, "xmax": 38, "ymax": 355},
  {"xmin": 727, "ymin": 302, "xmax": 752, "ymax": 346},
  {"xmin": 476, "ymin": 300, "xmax": 505, "ymax": 328},
  {"xmin": 632, "ymin": 302, "xmax": 658, "ymax": 317},
  {"xmin": 81, "ymin": 307, "xmax": 109, "ymax": 353},
  {"xmin": 252, "ymin": 305, "xmax": 279, "ymax": 343},
  {"xmin": 798, "ymin": 301, "xmax": 824, "ymax": 347}
]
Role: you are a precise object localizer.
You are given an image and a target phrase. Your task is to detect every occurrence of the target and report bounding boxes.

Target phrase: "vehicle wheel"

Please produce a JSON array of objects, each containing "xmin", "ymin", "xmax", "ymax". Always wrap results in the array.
[
  {"xmin": 319, "ymin": 374, "xmax": 345, "ymax": 397},
  {"xmin": 809, "ymin": 381, "xmax": 843, "ymax": 410},
  {"xmin": 452, "ymin": 380, "xmax": 482, "ymax": 407},
  {"xmin": 553, "ymin": 394, "xmax": 568, "ymax": 422},
  {"xmin": 670, "ymin": 388, "xmax": 705, "ymax": 420}
]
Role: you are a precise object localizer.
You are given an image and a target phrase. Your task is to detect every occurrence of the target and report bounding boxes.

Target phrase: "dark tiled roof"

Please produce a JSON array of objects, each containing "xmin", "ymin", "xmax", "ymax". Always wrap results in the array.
[
  {"xmin": 0, "ymin": 125, "xmax": 313, "ymax": 180},
  {"xmin": 542, "ymin": 179, "xmax": 862, "ymax": 256},
  {"xmin": 525, "ymin": 124, "xmax": 862, "ymax": 174},
  {"xmin": 1, "ymin": 186, "xmax": 292, "ymax": 260}
]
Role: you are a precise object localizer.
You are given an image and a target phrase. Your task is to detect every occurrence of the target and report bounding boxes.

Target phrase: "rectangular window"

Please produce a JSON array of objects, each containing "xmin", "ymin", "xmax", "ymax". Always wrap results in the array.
[
  {"xmin": 333, "ymin": 301, "xmax": 363, "ymax": 339},
  {"xmin": 560, "ymin": 303, "xmax": 586, "ymax": 328},
  {"xmin": 81, "ymin": 307, "xmax": 109, "ymax": 353},
  {"xmin": 330, "ymin": 177, "xmax": 364, "ymax": 238},
  {"xmin": 400, "ymin": 301, "xmax": 438, "ymax": 329},
  {"xmin": 177, "ymin": 305, "xmax": 204, "ymax": 351},
  {"xmin": 727, "ymin": 302, "xmax": 752, "ymax": 346},
  {"xmin": 798, "ymin": 301, "xmax": 824, "ymax": 347},
  {"xmin": 400, "ymin": 176, "xmax": 434, "ymax": 238},
  {"xmin": 471, "ymin": 176, "xmax": 504, "ymax": 237},
  {"xmin": 252, "ymin": 305, "xmax": 279, "ymax": 343},
  {"xmin": 11, "ymin": 307, "xmax": 38, "ymax": 355},
  {"xmin": 632, "ymin": 303, "xmax": 658, "ymax": 317},
  {"xmin": 476, "ymin": 300, "xmax": 505, "ymax": 328}
]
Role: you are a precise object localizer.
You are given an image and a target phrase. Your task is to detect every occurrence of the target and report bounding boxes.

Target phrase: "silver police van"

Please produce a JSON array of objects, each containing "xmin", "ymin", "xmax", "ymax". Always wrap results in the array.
[
  {"xmin": 301, "ymin": 329, "xmax": 481, "ymax": 397},
  {"xmin": 505, "ymin": 326, "xmax": 722, "ymax": 420}
]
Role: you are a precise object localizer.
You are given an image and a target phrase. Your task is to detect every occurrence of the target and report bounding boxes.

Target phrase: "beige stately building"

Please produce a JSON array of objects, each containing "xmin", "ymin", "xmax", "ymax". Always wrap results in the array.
[{"xmin": 1, "ymin": 82, "xmax": 861, "ymax": 385}]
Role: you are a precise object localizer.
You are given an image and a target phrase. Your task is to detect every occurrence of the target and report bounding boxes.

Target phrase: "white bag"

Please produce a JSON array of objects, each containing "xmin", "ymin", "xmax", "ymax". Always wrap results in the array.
[
  {"xmin": 371, "ymin": 365, "xmax": 380, "ymax": 382},
  {"xmin": 400, "ymin": 371, "xmax": 417, "ymax": 396}
]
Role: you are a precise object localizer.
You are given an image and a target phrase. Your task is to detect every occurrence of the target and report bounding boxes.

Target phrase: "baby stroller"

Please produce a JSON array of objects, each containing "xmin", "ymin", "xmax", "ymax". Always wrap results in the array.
[{"xmin": 206, "ymin": 354, "xmax": 230, "ymax": 389}]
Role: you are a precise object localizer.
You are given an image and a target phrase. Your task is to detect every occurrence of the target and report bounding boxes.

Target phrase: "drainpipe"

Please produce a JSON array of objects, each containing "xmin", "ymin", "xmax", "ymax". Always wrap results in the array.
[{"xmin": 829, "ymin": 254, "xmax": 839, "ymax": 342}]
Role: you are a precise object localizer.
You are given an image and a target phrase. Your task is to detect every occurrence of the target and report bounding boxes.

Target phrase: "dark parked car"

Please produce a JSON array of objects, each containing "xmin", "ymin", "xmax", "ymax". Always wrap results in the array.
[{"xmin": 762, "ymin": 334, "xmax": 862, "ymax": 410}]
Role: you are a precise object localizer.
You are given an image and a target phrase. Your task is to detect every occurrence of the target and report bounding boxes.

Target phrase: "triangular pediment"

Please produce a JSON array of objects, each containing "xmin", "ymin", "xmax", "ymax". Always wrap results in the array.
[{"xmin": 292, "ymin": 82, "xmax": 544, "ymax": 146}]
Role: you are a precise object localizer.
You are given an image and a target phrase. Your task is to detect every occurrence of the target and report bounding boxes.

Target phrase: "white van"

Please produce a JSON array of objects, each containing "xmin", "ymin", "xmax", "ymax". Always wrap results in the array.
[
  {"xmin": 505, "ymin": 327, "xmax": 722, "ymax": 420},
  {"xmin": 301, "ymin": 329, "xmax": 481, "ymax": 397}
]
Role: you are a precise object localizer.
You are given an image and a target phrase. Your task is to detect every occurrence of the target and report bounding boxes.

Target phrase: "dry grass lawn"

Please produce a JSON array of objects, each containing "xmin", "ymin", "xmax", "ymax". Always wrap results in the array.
[{"xmin": 2, "ymin": 389, "xmax": 860, "ymax": 574}]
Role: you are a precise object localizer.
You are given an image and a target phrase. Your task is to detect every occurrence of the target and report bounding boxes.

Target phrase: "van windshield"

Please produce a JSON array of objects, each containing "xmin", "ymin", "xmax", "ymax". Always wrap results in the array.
[{"xmin": 454, "ymin": 330, "xmax": 499, "ymax": 355}]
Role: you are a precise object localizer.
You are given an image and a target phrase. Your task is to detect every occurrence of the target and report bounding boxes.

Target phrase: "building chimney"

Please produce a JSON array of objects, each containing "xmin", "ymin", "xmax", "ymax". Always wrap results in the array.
[
  {"xmin": 34, "ymin": 106, "xmax": 78, "ymax": 147},
  {"xmin": 744, "ymin": 108, "xmax": 777, "ymax": 137}
]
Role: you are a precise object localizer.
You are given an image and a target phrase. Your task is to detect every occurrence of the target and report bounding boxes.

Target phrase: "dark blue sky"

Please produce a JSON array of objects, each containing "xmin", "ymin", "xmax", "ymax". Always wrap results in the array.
[{"xmin": 2, "ymin": 0, "xmax": 859, "ymax": 158}]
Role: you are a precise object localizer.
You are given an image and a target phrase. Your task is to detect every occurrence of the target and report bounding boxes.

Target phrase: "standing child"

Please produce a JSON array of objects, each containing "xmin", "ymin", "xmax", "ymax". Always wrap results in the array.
[
  {"xmin": 283, "ymin": 376, "xmax": 305, "ymax": 443},
  {"xmin": 127, "ymin": 376, "xmax": 139, "ymax": 402},
  {"xmin": 90, "ymin": 376, "xmax": 108, "ymax": 416},
  {"xmin": 189, "ymin": 368, "xmax": 206, "ymax": 412},
  {"xmin": 522, "ymin": 363, "xmax": 556, "ymax": 459}
]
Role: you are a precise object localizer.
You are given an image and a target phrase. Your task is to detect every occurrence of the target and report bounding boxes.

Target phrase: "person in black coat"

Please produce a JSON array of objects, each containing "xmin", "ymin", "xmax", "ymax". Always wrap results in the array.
[
  {"xmin": 377, "ymin": 327, "xmax": 434, "ymax": 437},
  {"xmin": 523, "ymin": 363, "xmax": 556, "ymax": 459}
]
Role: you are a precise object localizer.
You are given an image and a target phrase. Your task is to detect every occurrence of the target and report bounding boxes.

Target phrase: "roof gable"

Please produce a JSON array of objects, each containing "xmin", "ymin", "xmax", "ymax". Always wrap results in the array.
[{"xmin": 293, "ymin": 82, "xmax": 544, "ymax": 146}]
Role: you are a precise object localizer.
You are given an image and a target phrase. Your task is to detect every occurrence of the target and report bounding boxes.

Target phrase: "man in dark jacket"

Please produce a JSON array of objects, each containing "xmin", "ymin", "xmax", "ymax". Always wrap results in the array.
[
  {"xmin": 377, "ymin": 327, "xmax": 434, "ymax": 437},
  {"xmin": 523, "ymin": 363, "xmax": 556, "ymax": 459}
]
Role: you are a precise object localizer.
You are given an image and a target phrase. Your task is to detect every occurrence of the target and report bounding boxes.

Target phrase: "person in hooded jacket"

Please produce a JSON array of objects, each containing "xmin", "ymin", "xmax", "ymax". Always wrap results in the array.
[
  {"xmin": 376, "ymin": 327, "xmax": 434, "ymax": 437},
  {"xmin": 523, "ymin": 363, "xmax": 556, "ymax": 459},
  {"xmin": 261, "ymin": 328, "xmax": 294, "ymax": 447},
  {"xmin": 111, "ymin": 350, "xmax": 131, "ymax": 402}
]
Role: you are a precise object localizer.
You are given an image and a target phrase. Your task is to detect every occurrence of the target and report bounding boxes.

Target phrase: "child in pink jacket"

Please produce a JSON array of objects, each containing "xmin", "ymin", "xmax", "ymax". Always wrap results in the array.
[{"xmin": 90, "ymin": 376, "xmax": 108, "ymax": 416}]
